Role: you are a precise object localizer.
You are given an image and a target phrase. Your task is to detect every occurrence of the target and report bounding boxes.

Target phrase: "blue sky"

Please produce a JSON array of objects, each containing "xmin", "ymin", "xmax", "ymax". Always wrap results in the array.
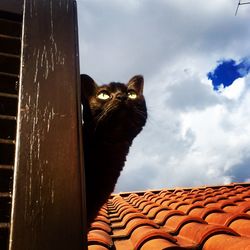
[
  {"xmin": 77, "ymin": 0, "xmax": 250, "ymax": 192},
  {"xmin": 208, "ymin": 58, "xmax": 250, "ymax": 90}
]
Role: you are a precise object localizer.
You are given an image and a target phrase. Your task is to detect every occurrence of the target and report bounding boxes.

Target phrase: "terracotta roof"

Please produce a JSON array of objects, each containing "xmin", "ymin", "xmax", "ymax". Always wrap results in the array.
[{"xmin": 87, "ymin": 183, "xmax": 250, "ymax": 250}]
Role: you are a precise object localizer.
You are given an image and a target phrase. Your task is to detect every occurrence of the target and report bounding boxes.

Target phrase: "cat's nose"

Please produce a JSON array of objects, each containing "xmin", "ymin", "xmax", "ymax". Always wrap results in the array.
[{"xmin": 116, "ymin": 93, "xmax": 127, "ymax": 101}]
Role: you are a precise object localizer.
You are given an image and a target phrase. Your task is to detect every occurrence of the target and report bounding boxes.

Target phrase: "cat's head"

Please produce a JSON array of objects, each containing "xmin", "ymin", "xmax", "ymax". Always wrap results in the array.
[{"xmin": 81, "ymin": 74, "xmax": 147, "ymax": 140}]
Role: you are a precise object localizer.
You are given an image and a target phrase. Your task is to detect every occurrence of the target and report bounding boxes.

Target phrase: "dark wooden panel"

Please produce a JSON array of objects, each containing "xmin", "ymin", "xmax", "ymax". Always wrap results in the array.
[
  {"xmin": 9, "ymin": 0, "xmax": 86, "ymax": 249},
  {"xmin": 0, "ymin": 7, "xmax": 22, "ymax": 250},
  {"xmin": 0, "ymin": 0, "xmax": 23, "ymax": 15}
]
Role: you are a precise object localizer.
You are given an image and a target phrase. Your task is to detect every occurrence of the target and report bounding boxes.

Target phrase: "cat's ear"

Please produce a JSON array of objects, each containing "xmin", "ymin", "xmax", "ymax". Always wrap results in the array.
[
  {"xmin": 80, "ymin": 74, "xmax": 97, "ymax": 99},
  {"xmin": 128, "ymin": 75, "xmax": 144, "ymax": 94}
]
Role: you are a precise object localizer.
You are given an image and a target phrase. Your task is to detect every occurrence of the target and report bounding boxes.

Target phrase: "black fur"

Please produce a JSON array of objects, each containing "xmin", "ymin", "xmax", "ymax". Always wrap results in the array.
[{"xmin": 81, "ymin": 74, "xmax": 147, "ymax": 228}]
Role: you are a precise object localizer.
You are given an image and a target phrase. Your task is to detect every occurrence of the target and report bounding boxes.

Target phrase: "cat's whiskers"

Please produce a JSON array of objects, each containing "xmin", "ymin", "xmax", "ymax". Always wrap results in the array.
[{"xmin": 95, "ymin": 104, "xmax": 119, "ymax": 129}]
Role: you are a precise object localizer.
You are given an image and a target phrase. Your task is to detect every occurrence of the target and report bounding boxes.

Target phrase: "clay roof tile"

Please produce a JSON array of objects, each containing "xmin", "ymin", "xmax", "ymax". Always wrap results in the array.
[
  {"xmin": 88, "ymin": 229, "xmax": 113, "ymax": 249},
  {"xmin": 130, "ymin": 227, "xmax": 178, "ymax": 250},
  {"xmin": 178, "ymin": 222, "xmax": 238, "ymax": 246},
  {"xmin": 229, "ymin": 217, "xmax": 250, "ymax": 237},
  {"xmin": 87, "ymin": 183, "xmax": 250, "ymax": 249},
  {"xmin": 203, "ymin": 234, "xmax": 250, "ymax": 250}
]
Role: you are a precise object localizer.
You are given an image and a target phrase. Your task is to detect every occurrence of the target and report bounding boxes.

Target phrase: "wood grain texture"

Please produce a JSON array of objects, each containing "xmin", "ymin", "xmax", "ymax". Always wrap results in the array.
[{"xmin": 9, "ymin": 0, "xmax": 86, "ymax": 249}]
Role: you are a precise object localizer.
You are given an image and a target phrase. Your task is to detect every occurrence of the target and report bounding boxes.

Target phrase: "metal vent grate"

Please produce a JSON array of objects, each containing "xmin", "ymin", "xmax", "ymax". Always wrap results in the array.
[{"xmin": 0, "ymin": 10, "xmax": 22, "ymax": 250}]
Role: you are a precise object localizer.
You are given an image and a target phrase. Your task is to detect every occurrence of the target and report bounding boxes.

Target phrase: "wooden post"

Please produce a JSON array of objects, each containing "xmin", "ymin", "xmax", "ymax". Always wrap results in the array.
[{"xmin": 8, "ymin": 0, "xmax": 86, "ymax": 249}]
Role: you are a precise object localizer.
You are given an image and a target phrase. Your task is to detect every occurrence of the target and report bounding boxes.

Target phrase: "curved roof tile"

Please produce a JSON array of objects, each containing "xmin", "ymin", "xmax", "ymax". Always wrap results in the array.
[{"xmin": 88, "ymin": 183, "xmax": 250, "ymax": 249}]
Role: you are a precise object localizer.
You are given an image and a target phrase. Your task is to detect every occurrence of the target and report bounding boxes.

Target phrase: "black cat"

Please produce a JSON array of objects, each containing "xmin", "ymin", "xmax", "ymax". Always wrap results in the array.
[{"xmin": 80, "ymin": 74, "xmax": 147, "ymax": 228}]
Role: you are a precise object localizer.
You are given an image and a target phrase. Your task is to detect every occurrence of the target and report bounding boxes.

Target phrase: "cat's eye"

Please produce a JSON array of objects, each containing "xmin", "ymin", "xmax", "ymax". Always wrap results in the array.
[
  {"xmin": 128, "ymin": 90, "xmax": 137, "ymax": 99},
  {"xmin": 97, "ymin": 91, "xmax": 110, "ymax": 100}
]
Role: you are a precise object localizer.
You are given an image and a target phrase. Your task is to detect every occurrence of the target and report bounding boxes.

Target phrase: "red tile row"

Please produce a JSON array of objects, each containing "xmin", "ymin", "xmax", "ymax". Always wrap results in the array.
[
  {"xmin": 88, "ymin": 206, "xmax": 113, "ymax": 250},
  {"xmin": 87, "ymin": 183, "xmax": 250, "ymax": 249}
]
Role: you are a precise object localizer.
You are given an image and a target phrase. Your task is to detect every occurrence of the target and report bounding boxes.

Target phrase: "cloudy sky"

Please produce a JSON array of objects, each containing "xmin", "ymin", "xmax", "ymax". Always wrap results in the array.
[{"xmin": 77, "ymin": 0, "xmax": 250, "ymax": 192}]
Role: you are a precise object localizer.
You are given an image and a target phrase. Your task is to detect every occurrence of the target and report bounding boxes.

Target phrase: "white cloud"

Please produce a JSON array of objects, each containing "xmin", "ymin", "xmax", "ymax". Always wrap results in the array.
[
  {"xmin": 77, "ymin": 0, "xmax": 250, "ymax": 192},
  {"xmin": 220, "ymin": 77, "xmax": 245, "ymax": 100},
  {"xmin": 117, "ymin": 74, "xmax": 250, "ymax": 191},
  {"xmin": 165, "ymin": 71, "xmax": 220, "ymax": 111}
]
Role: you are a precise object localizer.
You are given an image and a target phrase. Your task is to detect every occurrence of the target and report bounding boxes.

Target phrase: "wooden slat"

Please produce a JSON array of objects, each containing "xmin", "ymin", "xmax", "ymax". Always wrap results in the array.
[
  {"xmin": 0, "ymin": 34, "xmax": 20, "ymax": 40},
  {"xmin": 0, "ymin": 115, "xmax": 16, "ymax": 121},
  {"xmin": 0, "ymin": 92, "xmax": 18, "ymax": 98},
  {"xmin": 0, "ymin": 36, "xmax": 21, "ymax": 55},
  {"xmin": 0, "ymin": 52, "xmax": 20, "ymax": 59},
  {"xmin": 0, "ymin": 165, "xmax": 13, "ymax": 170},
  {"xmin": 0, "ymin": 139, "xmax": 15, "ymax": 145},
  {"xmin": 0, "ymin": 72, "xmax": 18, "ymax": 78},
  {"xmin": 0, "ymin": 1, "xmax": 23, "ymax": 15},
  {"xmin": 0, "ymin": 53, "xmax": 20, "ymax": 75},
  {"xmin": 0, "ymin": 18, "xmax": 20, "ymax": 25},
  {"xmin": 0, "ymin": 223, "xmax": 10, "ymax": 229},
  {"xmin": 0, "ymin": 16, "xmax": 21, "ymax": 37},
  {"xmin": 0, "ymin": 192, "xmax": 11, "ymax": 198}
]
